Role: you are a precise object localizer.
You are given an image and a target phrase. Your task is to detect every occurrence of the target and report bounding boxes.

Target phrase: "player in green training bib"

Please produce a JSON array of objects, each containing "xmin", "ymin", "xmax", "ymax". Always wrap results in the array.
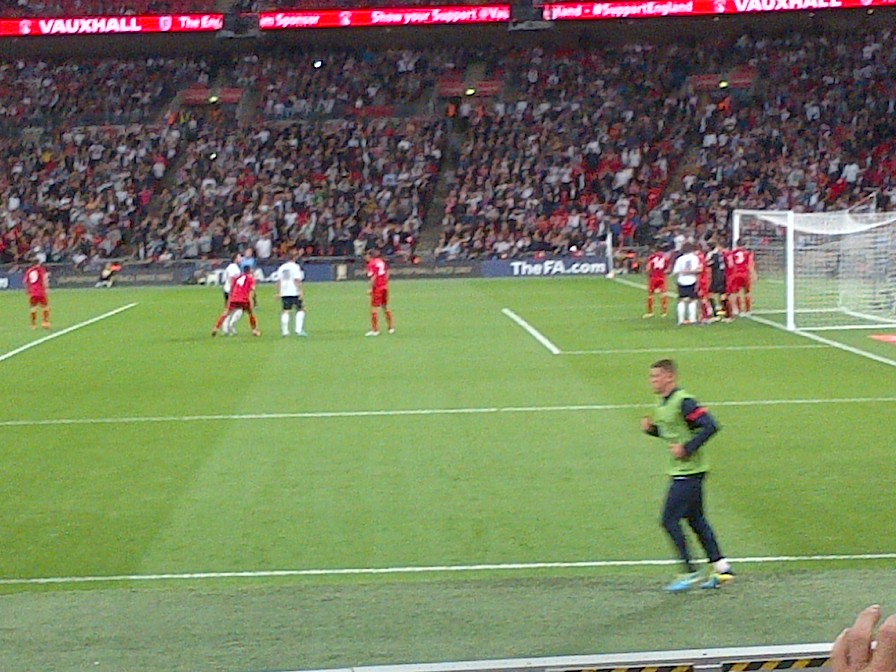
[{"xmin": 640, "ymin": 359, "xmax": 735, "ymax": 592}]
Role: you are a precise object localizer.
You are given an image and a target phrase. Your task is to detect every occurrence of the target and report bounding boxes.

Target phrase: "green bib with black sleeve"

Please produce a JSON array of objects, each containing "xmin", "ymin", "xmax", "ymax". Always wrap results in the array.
[{"xmin": 653, "ymin": 388, "xmax": 709, "ymax": 477}]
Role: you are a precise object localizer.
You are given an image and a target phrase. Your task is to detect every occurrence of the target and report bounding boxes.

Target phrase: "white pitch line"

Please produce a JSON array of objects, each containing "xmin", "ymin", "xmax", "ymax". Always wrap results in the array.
[
  {"xmin": 0, "ymin": 303, "xmax": 138, "ymax": 364},
  {"xmin": 563, "ymin": 344, "xmax": 825, "ymax": 355},
  {"xmin": 611, "ymin": 275, "xmax": 655, "ymax": 293},
  {"xmin": 1, "ymin": 552, "xmax": 895, "ymax": 586},
  {"xmin": 501, "ymin": 308, "xmax": 561, "ymax": 354},
  {"xmin": 749, "ymin": 314, "xmax": 896, "ymax": 369},
  {"xmin": 2, "ymin": 396, "xmax": 896, "ymax": 428}
]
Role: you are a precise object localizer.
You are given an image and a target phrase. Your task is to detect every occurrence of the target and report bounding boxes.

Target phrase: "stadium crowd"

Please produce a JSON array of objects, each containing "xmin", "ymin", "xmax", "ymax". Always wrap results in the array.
[
  {"xmin": 437, "ymin": 31, "xmax": 896, "ymax": 260},
  {"xmin": 435, "ymin": 44, "xmax": 695, "ymax": 260},
  {"xmin": 0, "ymin": 123, "xmax": 180, "ymax": 265},
  {"xmin": 150, "ymin": 115, "xmax": 443, "ymax": 261},
  {"xmin": 662, "ymin": 29, "xmax": 896, "ymax": 242},
  {"xmin": 0, "ymin": 57, "xmax": 211, "ymax": 127},
  {"xmin": 2, "ymin": 30, "xmax": 896, "ymax": 267},
  {"xmin": 232, "ymin": 49, "xmax": 463, "ymax": 120}
]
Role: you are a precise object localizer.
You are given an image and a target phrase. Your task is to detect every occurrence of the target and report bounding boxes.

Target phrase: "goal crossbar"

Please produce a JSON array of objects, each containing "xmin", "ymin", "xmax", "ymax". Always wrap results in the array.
[{"xmin": 733, "ymin": 209, "xmax": 896, "ymax": 332}]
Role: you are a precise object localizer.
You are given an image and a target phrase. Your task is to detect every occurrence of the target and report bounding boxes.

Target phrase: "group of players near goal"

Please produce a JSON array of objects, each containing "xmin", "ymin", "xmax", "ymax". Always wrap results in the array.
[{"xmin": 644, "ymin": 238, "xmax": 756, "ymax": 326}]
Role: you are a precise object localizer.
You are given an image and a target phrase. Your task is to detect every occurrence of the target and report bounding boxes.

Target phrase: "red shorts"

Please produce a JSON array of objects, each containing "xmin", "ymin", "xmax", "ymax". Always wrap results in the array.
[
  {"xmin": 228, "ymin": 300, "xmax": 252, "ymax": 312},
  {"xmin": 29, "ymin": 295, "xmax": 48, "ymax": 307},
  {"xmin": 370, "ymin": 288, "xmax": 388, "ymax": 308},
  {"xmin": 647, "ymin": 277, "xmax": 666, "ymax": 293},
  {"xmin": 727, "ymin": 274, "xmax": 750, "ymax": 294}
]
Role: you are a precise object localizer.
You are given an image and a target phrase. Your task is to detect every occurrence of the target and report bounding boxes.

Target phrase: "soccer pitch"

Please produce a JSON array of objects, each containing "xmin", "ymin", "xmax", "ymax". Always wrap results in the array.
[{"xmin": 1, "ymin": 277, "xmax": 895, "ymax": 672}]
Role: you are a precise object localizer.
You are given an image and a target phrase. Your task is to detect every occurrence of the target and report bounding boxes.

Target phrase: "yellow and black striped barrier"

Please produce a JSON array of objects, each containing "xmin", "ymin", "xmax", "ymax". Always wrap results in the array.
[
  {"xmin": 556, "ymin": 666, "xmax": 694, "ymax": 672},
  {"xmin": 724, "ymin": 659, "xmax": 830, "ymax": 672},
  {"xmin": 552, "ymin": 658, "xmax": 830, "ymax": 672}
]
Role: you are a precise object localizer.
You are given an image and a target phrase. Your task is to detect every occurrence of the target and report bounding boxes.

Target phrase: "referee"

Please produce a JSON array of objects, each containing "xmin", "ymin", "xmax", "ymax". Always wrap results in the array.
[{"xmin": 640, "ymin": 359, "xmax": 735, "ymax": 592}]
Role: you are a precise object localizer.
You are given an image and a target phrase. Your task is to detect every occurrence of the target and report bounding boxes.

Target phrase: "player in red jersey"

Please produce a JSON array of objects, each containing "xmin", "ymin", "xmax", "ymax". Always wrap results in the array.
[
  {"xmin": 23, "ymin": 257, "xmax": 51, "ymax": 329},
  {"xmin": 365, "ymin": 249, "xmax": 394, "ymax": 336},
  {"xmin": 212, "ymin": 265, "xmax": 261, "ymax": 337},
  {"xmin": 727, "ymin": 239, "xmax": 756, "ymax": 317},
  {"xmin": 643, "ymin": 247, "xmax": 669, "ymax": 318}
]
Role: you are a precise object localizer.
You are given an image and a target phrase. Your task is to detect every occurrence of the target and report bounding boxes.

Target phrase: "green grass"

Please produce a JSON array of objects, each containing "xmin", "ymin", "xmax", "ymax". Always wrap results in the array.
[{"xmin": 0, "ymin": 277, "xmax": 894, "ymax": 672}]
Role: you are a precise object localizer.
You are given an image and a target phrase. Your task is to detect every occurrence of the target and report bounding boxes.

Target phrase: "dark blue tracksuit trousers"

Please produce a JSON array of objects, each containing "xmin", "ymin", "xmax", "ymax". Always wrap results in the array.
[{"xmin": 661, "ymin": 473, "xmax": 724, "ymax": 573}]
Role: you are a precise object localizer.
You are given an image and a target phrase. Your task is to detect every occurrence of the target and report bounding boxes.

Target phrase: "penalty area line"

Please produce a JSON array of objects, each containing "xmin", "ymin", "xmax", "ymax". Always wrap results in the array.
[
  {"xmin": 501, "ymin": 308, "xmax": 561, "ymax": 354},
  {"xmin": 0, "ymin": 303, "xmax": 138, "ymax": 364},
  {"xmin": 749, "ymin": 314, "xmax": 896, "ymax": 369},
  {"xmin": 2, "ymin": 552, "xmax": 895, "ymax": 586}
]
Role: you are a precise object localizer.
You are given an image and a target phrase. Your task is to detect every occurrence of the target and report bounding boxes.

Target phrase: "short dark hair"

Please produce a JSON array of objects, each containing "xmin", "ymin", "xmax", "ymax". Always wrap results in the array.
[{"xmin": 651, "ymin": 359, "xmax": 677, "ymax": 374}]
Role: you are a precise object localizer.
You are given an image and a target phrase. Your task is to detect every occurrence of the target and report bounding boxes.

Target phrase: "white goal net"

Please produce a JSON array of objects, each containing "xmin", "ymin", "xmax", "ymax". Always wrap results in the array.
[{"xmin": 732, "ymin": 209, "xmax": 896, "ymax": 331}]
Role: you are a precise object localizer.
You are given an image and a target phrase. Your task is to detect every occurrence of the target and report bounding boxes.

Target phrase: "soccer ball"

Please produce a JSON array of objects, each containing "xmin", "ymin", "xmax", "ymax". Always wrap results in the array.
[{"xmin": 606, "ymin": 271, "xmax": 616, "ymax": 279}]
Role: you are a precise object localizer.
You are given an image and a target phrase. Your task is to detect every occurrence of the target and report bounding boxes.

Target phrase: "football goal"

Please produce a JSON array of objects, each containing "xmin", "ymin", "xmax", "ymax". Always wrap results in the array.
[{"xmin": 732, "ymin": 209, "xmax": 896, "ymax": 331}]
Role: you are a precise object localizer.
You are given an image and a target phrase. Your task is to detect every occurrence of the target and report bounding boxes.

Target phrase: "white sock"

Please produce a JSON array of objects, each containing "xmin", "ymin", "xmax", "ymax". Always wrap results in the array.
[
  {"xmin": 281, "ymin": 312, "xmax": 289, "ymax": 335},
  {"xmin": 229, "ymin": 309, "xmax": 243, "ymax": 330},
  {"xmin": 713, "ymin": 559, "xmax": 731, "ymax": 573},
  {"xmin": 688, "ymin": 301, "xmax": 697, "ymax": 323},
  {"xmin": 296, "ymin": 311, "xmax": 305, "ymax": 333},
  {"xmin": 677, "ymin": 301, "xmax": 685, "ymax": 324}
]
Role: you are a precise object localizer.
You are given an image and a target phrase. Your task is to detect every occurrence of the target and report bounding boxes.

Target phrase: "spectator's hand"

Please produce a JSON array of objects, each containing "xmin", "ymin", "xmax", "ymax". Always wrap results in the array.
[{"xmin": 833, "ymin": 605, "xmax": 896, "ymax": 672}]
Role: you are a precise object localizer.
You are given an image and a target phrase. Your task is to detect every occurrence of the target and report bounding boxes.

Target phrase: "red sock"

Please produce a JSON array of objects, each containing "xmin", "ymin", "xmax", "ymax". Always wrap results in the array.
[
  {"xmin": 746, "ymin": 296, "xmax": 752, "ymax": 312},
  {"xmin": 42, "ymin": 309, "xmax": 50, "ymax": 322},
  {"xmin": 661, "ymin": 296, "xmax": 668, "ymax": 313},
  {"xmin": 646, "ymin": 296, "xmax": 654, "ymax": 313},
  {"xmin": 30, "ymin": 310, "xmax": 37, "ymax": 326},
  {"xmin": 385, "ymin": 310, "xmax": 393, "ymax": 330},
  {"xmin": 371, "ymin": 312, "xmax": 379, "ymax": 332},
  {"xmin": 249, "ymin": 314, "xmax": 258, "ymax": 329},
  {"xmin": 214, "ymin": 312, "xmax": 228, "ymax": 330}
]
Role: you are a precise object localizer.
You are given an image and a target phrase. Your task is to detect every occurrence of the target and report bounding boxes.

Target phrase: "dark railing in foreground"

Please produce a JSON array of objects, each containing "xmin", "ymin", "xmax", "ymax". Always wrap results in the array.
[{"xmin": 278, "ymin": 644, "xmax": 833, "ymax": 672}]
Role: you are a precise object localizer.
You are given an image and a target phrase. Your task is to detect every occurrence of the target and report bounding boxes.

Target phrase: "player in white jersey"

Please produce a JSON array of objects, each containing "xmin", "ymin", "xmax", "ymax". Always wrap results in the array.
[
  {"xmin": 276, "ymin": 250, "xmax": 307, "ymax": 337},
  {"xmin": 672, "ymin": 243, "xmax": 701, "ymax": 326},
  {"xmin": 221, "ymin": 252, "xmax": 243, "ymax": 335}
]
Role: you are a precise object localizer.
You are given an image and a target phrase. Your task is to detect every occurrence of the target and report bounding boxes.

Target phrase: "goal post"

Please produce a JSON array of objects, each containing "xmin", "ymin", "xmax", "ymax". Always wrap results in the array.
[{"xmin": 732, "ymin": 209, "xmax": 896, "ymax": 332}]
